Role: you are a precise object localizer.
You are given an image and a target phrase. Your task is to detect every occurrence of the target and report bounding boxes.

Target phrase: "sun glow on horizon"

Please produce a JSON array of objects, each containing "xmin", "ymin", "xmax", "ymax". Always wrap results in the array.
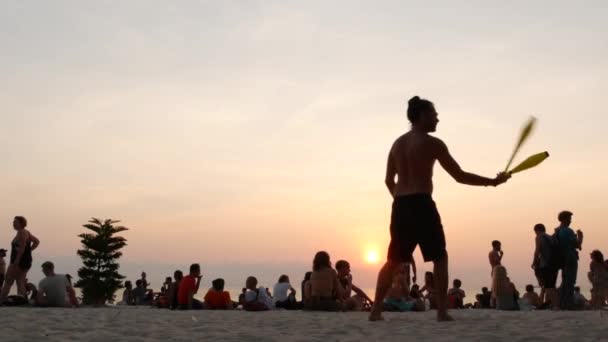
[{"xmin": 365, "ymin": 249, "xmax": 380, "ymax": 264}]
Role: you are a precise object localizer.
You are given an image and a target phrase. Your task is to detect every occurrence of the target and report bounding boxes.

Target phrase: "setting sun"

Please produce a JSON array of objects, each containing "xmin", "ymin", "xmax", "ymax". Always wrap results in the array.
[{"xmin": 365, "ymin": 249, "xmax": 381, "ymax": 264}]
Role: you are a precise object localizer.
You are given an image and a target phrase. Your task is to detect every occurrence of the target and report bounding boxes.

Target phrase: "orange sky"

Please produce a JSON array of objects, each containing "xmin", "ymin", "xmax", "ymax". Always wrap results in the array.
[{"xmin": 1, "ymin": 1, "xmax": 607, "ymax": 294}]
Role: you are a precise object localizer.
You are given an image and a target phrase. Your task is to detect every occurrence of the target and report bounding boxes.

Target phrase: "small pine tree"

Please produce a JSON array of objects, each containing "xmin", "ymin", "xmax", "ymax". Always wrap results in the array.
[{"xmin": 75, "ymin": 218, "xmax": 128, "ymax": 305}]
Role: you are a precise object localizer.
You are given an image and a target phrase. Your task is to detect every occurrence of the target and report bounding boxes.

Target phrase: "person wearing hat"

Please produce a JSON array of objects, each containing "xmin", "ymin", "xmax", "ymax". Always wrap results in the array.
[{"xmin": 0, "ymin": 248, "xmax": 7, "ymax": 288}]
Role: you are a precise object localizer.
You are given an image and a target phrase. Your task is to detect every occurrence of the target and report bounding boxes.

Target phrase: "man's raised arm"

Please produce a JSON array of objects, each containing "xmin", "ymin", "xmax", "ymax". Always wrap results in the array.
[{"xmin": 435, "ymin": 139, "xmax": 509, "ymax": 187}]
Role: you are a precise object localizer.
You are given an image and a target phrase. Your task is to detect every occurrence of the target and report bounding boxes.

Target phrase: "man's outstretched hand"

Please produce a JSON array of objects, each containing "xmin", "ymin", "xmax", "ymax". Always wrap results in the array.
[{"xmin": 493, "ymin": 172, "xmax": 511, "ymax": 186}]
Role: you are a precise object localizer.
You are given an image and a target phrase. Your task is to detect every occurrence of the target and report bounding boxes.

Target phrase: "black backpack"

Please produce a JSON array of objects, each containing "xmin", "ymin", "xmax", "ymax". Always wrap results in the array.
[{"xmin": 548, "ymin": 230, "xmax": 565, "ymax": 270}]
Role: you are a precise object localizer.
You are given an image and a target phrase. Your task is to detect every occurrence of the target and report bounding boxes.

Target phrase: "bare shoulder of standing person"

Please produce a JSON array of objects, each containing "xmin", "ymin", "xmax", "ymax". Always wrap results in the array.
[{"xmin": 427, "ymin": 135, "xmax": 448, "ymax": 157}]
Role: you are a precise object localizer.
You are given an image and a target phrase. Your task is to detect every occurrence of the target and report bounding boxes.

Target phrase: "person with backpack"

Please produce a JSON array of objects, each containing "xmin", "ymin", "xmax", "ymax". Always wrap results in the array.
[
  {"xmin": 531, "ymin": 223, "xmax": 559, "ymax": 309},
  {"xmin": 554, "ymin": 211, "xmax": 584, "ymax": 310}
]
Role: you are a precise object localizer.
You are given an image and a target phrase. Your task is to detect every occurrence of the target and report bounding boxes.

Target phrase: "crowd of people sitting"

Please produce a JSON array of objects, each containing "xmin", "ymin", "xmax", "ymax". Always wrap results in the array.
[{"xmin": 1, "ymin": 213, "xmax": 607, "ymax": 311}]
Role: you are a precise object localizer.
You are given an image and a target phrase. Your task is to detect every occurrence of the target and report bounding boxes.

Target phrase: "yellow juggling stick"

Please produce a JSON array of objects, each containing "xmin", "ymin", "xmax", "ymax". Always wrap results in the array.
[
  {"xmin": 508, "ymin": 151, "xmax": 550, "ymax": 175},
  {"xmin": 505, "ymin": 116, "xmax": 537, "ymax": 172}
]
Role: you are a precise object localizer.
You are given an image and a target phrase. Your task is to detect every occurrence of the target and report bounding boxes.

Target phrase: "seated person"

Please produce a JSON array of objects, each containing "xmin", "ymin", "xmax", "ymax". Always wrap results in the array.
[
  {"xmin": 65, "ymin": 274, "xmax": 79, "ymax": 307},
  {"xmin": 335, "ymin": 260, "xmax": 373, "ymax": 311},
  {"xmin": 447, "ymin": 279, "xmax": 466, "ymax": 309},
  {"xmin": 168, "ymin": 270, "xmax": 183, "ymax": 310},
  {"xmin": 36, "ymin": 261, "xmax": 74, "ymax": 307},
  {"xmin": 522, "ymin": 284, "xmax": 542, "ymax": 308},
  {"xmin": 161, "ymin": 277, "xmax": 172, "ymax": 295},
  {"xmin": 573, "ymin": 286, "xmax": 591, "ymax": 310},
  {"xmin": 301, "ymin": 272, "xmax": 312, "ymax": 304},
  {"xmin": 273, "ymin": 275, "xmax": 301, "ymax": 310},
  {"xmin": 384, "ymin": 264, "xmax": 424, "ymax": 312},
  {"xmin": 492, "ymin": 266, "xmax": 518, "ymax": 310},
  {"xmin": 475, "ymin": 287, "xmax": 492, "ymax": 308},
  {"xmin": 204, "ymin": 278, "xmax": 232, "ymax": 310},
  {"xmin": 132, "ymin": 279, "xmax": 154, "ymax": 305},
  {"xmin": 177, "ymin": 263, "xmax": 204, "ymax": 310},
  {"xmin": 420, "ymin": 272, "xmax": 436, "ymax": 309},
  {"xmin": 409, "ymin": 284, "xmax": 422, "ymax": 300},
  {"xmin": 120, "ymin": 281, "xmax": 134, "ymax": 305},
  {"xmin": 244, "ymin": 276, "xmax": 273, "ymax": 311},
  {"xmin": 304, "ymin": 251, "xmax": 343, "ymax": 311}
]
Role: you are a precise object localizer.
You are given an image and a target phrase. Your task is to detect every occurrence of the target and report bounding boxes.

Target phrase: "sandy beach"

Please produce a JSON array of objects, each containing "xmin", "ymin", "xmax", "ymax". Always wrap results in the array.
[{"xmin": 2, "ymin": 307, "xmax": 607, "ymax": 342}]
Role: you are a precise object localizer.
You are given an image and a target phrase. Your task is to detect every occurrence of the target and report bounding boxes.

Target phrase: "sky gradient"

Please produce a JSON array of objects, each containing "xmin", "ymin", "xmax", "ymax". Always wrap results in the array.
[{"xmin": 1, "ymin": 1, "xmax": 607, "ymax": 295}]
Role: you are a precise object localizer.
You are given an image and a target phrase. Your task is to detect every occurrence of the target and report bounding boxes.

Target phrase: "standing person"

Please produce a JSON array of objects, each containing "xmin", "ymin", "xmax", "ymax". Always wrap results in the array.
[
  {"xmin": 0, "ymin": 248, "xmax": 7, "ymax": 289},
  {"xmin": 555, "ymin": 211, "xmax": 583, "ymax": 310},
  {"xmin": 0, "ymin": 216, "xmax": 40, "ymax": 303},
  {"xmin": 177, "ymin": 264, "xmax": 203, "ymax": 310},
  {"xmin": 369, "ymin": 96, "xmax": 510, "ymax": 322},
  {"xmin": 531, "ymin": 223, "xmax": 559, "ymax": 309},
  {"xmin": 489, "ymin": 241, "xmax": 503, "ymax": 275}
]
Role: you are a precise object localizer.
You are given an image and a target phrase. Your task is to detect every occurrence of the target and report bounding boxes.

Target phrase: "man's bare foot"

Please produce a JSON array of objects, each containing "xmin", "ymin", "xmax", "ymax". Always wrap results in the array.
[
  {"xmin": 368, "ymin": 307, "xmax": 385, "ymax": 321},
  {"xmin": 437, "ymin": 312, "xmax": 454, "ymax": 322}
]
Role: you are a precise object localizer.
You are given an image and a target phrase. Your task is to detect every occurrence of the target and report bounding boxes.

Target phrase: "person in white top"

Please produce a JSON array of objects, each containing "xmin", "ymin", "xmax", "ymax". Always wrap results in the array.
[
  {"xmin": 37, "ymin": 261, "xmax": 73, "ymax": 307},
  {"xmin": 273, "ymin": 275, "xmax": 301, "ymax": 310},
  {"xmin": 244, "ymin": 276, "xmax": 274, "ymax": 311}
]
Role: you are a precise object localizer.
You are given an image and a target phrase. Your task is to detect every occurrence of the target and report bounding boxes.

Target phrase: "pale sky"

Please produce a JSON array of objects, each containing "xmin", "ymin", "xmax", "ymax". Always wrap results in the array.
[{"xmin": 1, "ymin": 1, "xmax": 607, "ymax": 295}]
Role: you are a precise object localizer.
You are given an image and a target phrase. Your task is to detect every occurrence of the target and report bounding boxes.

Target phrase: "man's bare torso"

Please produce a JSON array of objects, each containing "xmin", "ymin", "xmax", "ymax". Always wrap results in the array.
[{"xmin": 390, "ymin": 131, "xmax": 440, "ymax": 196}]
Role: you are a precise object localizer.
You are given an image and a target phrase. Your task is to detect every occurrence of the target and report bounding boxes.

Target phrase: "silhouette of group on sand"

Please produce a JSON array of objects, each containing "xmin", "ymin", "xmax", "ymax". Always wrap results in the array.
[{"xmin": 1, "ymin": 97, "xmax": 606, "ymax": 320}]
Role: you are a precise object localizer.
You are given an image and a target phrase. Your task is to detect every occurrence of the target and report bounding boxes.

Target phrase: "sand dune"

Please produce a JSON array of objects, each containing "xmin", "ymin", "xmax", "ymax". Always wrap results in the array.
[{"xmin": 2, "ymin": 307, "xmax": 607, "ymax": 341}]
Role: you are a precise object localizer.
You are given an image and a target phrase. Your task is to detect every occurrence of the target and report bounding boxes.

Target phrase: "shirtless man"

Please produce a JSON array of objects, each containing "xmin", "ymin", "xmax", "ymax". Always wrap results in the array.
[
  {"xmin": 369, "ymin": 96, "xmax": 510, "ymax": 322},
  {"xmin": 489, "ymin": 240, "xmax": 503, "ymax": 274}
]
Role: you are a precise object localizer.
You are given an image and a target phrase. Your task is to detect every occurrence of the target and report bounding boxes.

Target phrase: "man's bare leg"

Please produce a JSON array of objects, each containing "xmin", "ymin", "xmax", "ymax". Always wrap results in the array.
[
  {"xmin": 433, "ymin": 254, "xmax": 453, "ymax": 321},
  {"xmin": 546, "ymin": 288, "xmax": 559, "ymax": 310},
  {"xmin": 540, "ymin": 287, "xmax": 546, "ymax": 305},
  {"xmin": 369, "ymin": 260, "xmax": 399, "ymax": 321}
]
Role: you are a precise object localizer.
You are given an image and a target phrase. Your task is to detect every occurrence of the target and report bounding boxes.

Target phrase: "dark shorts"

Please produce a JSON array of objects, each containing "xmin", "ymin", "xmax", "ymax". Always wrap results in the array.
[
  {"xmin": 387, "ymin": 194, "xmax": 447, "ymax": 263},
  {"xmin": 537, "ymin": 267, "xmax": 558, "ymax": 289}
]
